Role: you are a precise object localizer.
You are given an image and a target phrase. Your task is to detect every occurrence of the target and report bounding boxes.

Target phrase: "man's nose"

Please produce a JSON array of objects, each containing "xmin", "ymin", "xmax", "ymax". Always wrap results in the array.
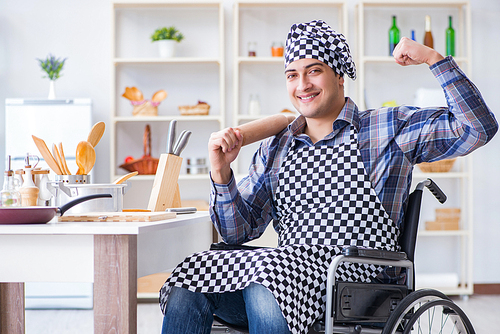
[{"xmin": 298, "ymin": 76, "xmax": 312, "ymax": 91}]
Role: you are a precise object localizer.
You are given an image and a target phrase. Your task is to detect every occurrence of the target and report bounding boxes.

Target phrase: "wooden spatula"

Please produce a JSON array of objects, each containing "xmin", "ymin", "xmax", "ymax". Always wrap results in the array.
[
  {"xmin": 52, "ymin": 143, "xmax": 66, "ymax": 175},
  {"xmin": 58, "ymin": 142, "xmax": 71, "ymax": 175},
  {"xmin": 113, "ymin": 171, "xmax": 138, "ymax": 184},
  {"xmin": 87, "ymin": 121, "xmax": 105, "ymax": 147},
  {"xmin": 32, "ymin": 135, "xmax": 62, "ymax": 175}
]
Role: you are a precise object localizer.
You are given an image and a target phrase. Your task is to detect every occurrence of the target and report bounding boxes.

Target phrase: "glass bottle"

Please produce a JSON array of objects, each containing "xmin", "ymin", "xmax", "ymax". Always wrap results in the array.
[
  {"xmin": 248, "ymin": 94, "xmax": 261, "ymax": 116},
  {"xmin": 446, "ymin": 16, "xmax": 455, "ymax": 56},
  {"xmin": 248, "ymin": 42, "xmax": 257, "ymax": 57},
  {"xmin": 1, "ymin": 156, "xmax": 21, "ymax": 207},
  {"xmin": 423, "ymin": 15, "xmax": 434, "ymax": 49},
  {"xmin": 388, "ymin": 15, "xmax": 400, "ymax": 56},
  {"xmin": 271, "ymin": 42, "xmax": 284, "ymax": 57}
]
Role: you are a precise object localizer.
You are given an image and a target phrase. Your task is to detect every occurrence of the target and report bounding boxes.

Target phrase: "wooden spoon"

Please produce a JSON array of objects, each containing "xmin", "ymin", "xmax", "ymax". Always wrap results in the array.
[
  {"xmin": 58, "ymin": 142, "xmax": 71, "ymax": 175},
  {"xmin": 87, "ymin": 121, "xmax": 105, "ymax": 147},
  {"xmin": 113, "ymin": 171, "xmax": 138, "ymax": 184},
  {"xmin": 75, "ymin": 141, "xmax": 96, "ymax": 175},
  {"xmin": 32, "ymin": 135, "xmax": 62, "ymax": 175}
]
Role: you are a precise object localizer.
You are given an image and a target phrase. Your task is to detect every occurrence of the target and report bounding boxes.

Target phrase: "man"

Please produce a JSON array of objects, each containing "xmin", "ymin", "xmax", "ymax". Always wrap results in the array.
[{"xmin": 160, "ymin": 20, "xmax": 497, "ymax": 334}]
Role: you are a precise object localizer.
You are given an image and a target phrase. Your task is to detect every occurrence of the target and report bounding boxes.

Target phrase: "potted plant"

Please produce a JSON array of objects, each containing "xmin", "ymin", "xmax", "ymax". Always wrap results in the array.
[
  {"xmin": 151, "ymin": 26, "xmax": 184, "ymax": 58},
  {"xmin": 36, "ymin": 54, "xmax": 67, "ymax": 99}
]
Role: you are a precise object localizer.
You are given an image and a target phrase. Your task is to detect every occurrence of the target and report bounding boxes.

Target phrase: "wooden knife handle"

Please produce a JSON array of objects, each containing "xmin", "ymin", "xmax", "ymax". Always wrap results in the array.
[{"xmin": 235, "ymin": 114, "xmax": 296, "ymax": 147}]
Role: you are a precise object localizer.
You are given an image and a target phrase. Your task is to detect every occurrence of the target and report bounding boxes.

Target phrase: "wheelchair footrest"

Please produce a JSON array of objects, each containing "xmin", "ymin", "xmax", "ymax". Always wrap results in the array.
[{"xmin": 334, "ymin": 282, "xmax": 408, "ymax": 323}]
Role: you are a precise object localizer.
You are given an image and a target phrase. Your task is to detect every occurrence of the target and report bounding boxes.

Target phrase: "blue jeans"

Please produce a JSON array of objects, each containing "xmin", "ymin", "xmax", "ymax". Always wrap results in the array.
[{"xmin": 161, "ymin": 283, "xmax": 291, "ymax": 334}]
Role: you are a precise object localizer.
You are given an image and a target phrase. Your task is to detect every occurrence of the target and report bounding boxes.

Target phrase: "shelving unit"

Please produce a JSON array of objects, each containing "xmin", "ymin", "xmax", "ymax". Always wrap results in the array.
[
  {"xmin": 232, "ymin": 0, "xmax": 347, "ymax": 175},
  {"xmin": 356, "ymin": 0, "xmax": 471, "ymax": 109},
  {"xmin": 357, "ymin": 0, "xmax": 472, "ymax": 295},
  {"xmin": 110, "ymin": 1, "xmax": 225, "ymax": 191}
]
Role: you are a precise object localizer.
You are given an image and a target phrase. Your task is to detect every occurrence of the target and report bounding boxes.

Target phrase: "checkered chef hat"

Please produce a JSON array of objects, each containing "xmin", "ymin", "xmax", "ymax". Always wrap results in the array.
[{"xmin": 285, "ymin": 20, "xmax": 356, "ymax": 80}]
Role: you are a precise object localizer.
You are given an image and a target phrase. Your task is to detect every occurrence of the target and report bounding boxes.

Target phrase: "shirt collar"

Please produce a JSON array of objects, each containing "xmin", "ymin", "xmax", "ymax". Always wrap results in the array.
[{"xmin": 288, "ymin": 97, "xmax": 360, "ymax": 137}]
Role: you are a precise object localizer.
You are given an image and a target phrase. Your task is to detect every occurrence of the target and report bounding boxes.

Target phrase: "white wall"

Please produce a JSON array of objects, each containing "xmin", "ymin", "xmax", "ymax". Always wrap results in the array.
[{"xmin": 0, "ymin": 0, "xmax": 499, "ymax": 284}]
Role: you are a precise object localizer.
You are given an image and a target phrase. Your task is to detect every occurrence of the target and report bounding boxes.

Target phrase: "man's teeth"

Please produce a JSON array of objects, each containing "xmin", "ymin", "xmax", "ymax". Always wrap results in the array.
[{"xmin": 300, "ymin": 94, "xmax": 318, "ymax": 100}]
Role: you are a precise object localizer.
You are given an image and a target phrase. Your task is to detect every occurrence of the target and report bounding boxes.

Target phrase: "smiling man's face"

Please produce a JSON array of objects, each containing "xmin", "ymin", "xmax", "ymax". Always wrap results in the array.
[{"xmin": 285, "ymin": 58, "xmax": 345, "ymax": 121}]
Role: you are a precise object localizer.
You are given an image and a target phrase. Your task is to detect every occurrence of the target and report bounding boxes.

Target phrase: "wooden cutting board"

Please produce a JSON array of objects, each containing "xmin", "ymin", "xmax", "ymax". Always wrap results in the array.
[{"xmin": 58, "ymin": 211, "xmax": 176, "ymax": 222}]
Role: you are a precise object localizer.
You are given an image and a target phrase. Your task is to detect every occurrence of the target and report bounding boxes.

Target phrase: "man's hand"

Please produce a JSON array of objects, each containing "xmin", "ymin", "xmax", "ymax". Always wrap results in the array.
[
  {"xmin": 393, "ymin": 37, "xmax": 445, "ymax": 67},
  {"xmin": 208, "ymin": 127, "xmax": 243, "ymax": 184}
]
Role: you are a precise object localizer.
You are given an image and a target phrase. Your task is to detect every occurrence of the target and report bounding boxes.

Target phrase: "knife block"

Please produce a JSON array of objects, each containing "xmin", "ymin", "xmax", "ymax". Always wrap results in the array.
[{"xmin": 147, "ymin": 153, "xmax": 183, "ymax": 212}]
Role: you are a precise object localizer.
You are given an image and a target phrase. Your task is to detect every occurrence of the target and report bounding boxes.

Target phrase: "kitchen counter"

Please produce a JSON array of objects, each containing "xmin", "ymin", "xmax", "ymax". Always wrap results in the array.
[
  {"xmin": 0, "ymin": 211, "xmax": 212, "ymax": 334},
  {"xmin": 0, "ymin": 211, "xmax": 209, "ymax": 235}
]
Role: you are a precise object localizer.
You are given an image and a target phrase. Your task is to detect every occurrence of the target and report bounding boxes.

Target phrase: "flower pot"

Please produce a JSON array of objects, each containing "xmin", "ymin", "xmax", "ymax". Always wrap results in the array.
[
  {"xmin": 157, "ymin": 40, "xmax": 177, "ymax": 58},
  {"xmin": 48, "ymin": 81, "xmax": 56, "ymax": 99}
]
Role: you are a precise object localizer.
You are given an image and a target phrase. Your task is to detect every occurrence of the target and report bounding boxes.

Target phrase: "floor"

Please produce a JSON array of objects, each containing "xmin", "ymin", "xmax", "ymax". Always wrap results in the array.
[{"xmin": 24, "ymin": 294, "xmax": 500, "ymax": 333}]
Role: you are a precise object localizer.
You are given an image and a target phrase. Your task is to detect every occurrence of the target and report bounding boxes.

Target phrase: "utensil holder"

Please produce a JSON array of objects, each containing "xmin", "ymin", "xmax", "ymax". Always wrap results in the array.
[{"xmin": 147, "ymin": 153, "xmax": 183, "ymax": 212}]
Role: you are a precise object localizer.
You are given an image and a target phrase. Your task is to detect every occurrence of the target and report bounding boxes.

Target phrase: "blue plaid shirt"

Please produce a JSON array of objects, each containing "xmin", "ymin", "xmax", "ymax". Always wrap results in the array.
[{"xmin": 210, "ymin": 57, "xmax": 498, "ymax": 245}]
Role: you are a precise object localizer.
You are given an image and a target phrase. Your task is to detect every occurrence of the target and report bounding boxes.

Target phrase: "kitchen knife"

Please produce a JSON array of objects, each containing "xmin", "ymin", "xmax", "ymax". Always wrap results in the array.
[
  {"xmin": 173, "ymin": 131, "xmax": 192, "ymax": 156},
  {"xmin": 167, "ymin": 120, "xmax": 177, "ymax": 154},
  {"xmin": 165, "ymin": 207, "xmax": 197, "ymax": 214},
  {"xmin": 172, "ymin": 130, "xmax": 186, "ymax": 154}
]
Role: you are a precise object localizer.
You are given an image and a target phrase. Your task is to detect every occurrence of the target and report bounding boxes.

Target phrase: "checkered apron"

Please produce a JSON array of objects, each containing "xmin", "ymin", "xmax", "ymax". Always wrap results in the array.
[{"xmin": 159, "ymin": 125, "xmax": 399, "ymax": 334}]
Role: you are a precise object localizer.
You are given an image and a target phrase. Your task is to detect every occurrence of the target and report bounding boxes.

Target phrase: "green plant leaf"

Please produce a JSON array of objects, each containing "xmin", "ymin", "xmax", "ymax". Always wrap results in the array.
[
  {"xmin": 151, "ymin": 26, "xmax": 184, "ymax": 42},
  {"xmin": 36, "ymin": 54, "xmax": 67, "ymax": 81}
]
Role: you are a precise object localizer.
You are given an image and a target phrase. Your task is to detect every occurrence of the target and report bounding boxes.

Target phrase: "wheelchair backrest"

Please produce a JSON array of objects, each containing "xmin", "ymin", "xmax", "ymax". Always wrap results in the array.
[
  {"xmin": 399, "ymin": 179, "xmax": 446, "ymax": 262},
  {"xmin": 398, "ymin": 189, "xmax": 424, "ymax": 262}
]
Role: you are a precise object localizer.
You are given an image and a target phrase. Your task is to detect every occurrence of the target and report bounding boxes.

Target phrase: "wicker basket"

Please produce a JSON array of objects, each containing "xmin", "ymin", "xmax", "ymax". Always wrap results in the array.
[
  {"xmin": 418, "ymin": 158, "xmax": 456, "ymax": 173},
  {"xmin": 132, "ymin": 100, "xmax": 158, "ymax": 117},
  {"xmin": 119, "ymin": 124, "xmax": 159, "ymax": 175},
  {"xmin": 179, "ymin": 102, "xmax": 210, "ymax": 116}
]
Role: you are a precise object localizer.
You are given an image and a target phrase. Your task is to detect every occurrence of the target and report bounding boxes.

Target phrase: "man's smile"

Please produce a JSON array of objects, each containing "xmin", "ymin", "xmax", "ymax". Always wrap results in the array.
[{"xmin": 298, "ymin": 93, "xmax": 319, "ymax": 101}]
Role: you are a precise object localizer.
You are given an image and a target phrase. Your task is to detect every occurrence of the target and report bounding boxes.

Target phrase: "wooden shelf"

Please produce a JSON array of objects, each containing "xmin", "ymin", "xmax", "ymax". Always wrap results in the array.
[
  {"xmin": 112, "ymin": 115, "xmax": 223, "ymax": 123},
  {"xmin": 412, "ymin": 172, "xmax": 469, "ymax": 179},
  {"xmin": 112, "ymin": 173, "xmax": 209, "ymax": 182},
  {"xmin": 359, "ymin": 0, "xmax": 469, "ymax": 7},
  {"xmin": 418, "ymin": 229, "xmax": 469, "ymax": 237},
  {"xmin": 114, "ymin": 57, "xmax": 220, "ymax": 64},
  {"xmin": 361, "ymin": 56, "xmax": 468, "ymax": 63},
  {"xmin": 113, "ymin": 1, "xmax": 222, "ymax": 9}
]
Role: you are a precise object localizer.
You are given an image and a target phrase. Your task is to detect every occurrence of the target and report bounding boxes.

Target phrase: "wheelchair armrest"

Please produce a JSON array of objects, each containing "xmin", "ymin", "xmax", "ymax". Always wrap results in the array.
[
  {"xmin": 210, "ymin": 242, "xmax": 266, "ymax": 251},
  {"xmin": 342, "ymin": 246, "xmax": 407, "ymax": 261}
]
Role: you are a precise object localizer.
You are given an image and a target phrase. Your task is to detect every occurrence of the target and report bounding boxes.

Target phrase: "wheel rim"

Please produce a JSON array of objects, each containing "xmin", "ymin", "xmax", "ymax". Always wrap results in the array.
[{"xmin": 398, "ymin": 298, "xmax": 474, "ymax": 334}]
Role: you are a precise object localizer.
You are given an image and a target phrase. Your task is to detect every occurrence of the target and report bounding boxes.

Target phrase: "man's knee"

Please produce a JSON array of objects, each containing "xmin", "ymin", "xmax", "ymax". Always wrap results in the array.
[
  {"xmin": 165, "ymin": 286, "xmax": 211, "ymax": 317},
  {"xmin": 162, "ymin": 287, "xmax": 214, "ymax": 334}
]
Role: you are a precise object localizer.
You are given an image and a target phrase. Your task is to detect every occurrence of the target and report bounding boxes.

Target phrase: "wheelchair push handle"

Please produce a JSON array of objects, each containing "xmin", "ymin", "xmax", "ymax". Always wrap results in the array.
[{"xmin": 416, "ymin": 178, "xmax": 447, "ymax": 204}]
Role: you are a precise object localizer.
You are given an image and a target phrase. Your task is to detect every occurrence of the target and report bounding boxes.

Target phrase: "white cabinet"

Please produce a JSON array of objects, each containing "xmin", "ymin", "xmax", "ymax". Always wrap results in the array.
[
  {"xmin": 232, "ymin": 0, "xmax": 347, "ymax": 176},
  {"xmin": 357, "ymin": 0, "xmax": 473, "ymax": 295},
  {"xmin": 111, "ymin": 1, "xmax": 225, "ymax": 205}
]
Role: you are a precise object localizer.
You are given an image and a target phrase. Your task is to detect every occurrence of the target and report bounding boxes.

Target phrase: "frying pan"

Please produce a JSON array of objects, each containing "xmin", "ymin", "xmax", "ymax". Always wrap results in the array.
[{"xmin": 0, "ymin": 194, "xmax": 112, "ymax": 224}]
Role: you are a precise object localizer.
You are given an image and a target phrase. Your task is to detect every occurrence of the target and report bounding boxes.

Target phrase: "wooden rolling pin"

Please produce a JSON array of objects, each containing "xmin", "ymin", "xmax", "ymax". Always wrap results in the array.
[{"xmin": 236, "ymin": 114, "xmax": 296, "ymax": 147}]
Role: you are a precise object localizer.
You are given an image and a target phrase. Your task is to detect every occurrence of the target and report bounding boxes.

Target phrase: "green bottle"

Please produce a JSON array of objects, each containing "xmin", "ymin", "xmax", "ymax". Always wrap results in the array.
[
  {"xmin": 389, "ymin": 16, "xmax": 400, "ymax": 56},
  {"xmin": 446, "ymin": 16, "xmax": 455, "ymax": 56}
]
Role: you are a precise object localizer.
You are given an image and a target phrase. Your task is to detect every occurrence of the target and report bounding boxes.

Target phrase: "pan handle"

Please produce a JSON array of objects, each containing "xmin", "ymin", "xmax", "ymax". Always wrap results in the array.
[{"xmin": 57, "ymin": 194, "xmax": 113, "ymax": 216}]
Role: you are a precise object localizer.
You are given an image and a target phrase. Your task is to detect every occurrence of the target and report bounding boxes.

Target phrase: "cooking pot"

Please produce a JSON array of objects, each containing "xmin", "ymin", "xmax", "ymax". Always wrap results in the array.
[
  {"xmin": 55, "ymin": 183, "xmax": 129, "ymax": 214},
  {"xmin": 49, "ymin": 176, "xmax": 129, "ymax": 214},
  {"xmin": 0, "ymin": 194, "xmax": 112, "ymax": 224}
]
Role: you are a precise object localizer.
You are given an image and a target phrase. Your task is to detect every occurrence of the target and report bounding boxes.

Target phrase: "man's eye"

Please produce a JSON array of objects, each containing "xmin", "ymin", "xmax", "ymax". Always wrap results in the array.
[{"xmin": 286, "ymin": 74, "xmax": 296, "ymax": 79}]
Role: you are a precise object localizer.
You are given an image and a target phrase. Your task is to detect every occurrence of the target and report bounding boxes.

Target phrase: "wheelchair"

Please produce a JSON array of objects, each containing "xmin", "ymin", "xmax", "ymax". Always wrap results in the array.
[{"xmin": 210, "ymin": 179, "xmax": 476, "ymax": 334}]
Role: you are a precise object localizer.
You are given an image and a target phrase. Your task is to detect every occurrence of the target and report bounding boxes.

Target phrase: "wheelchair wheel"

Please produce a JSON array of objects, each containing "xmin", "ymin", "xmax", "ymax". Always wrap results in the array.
[{"xmin": 382, "ymin": 289, "xmax": 475, "ymax": 334}]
